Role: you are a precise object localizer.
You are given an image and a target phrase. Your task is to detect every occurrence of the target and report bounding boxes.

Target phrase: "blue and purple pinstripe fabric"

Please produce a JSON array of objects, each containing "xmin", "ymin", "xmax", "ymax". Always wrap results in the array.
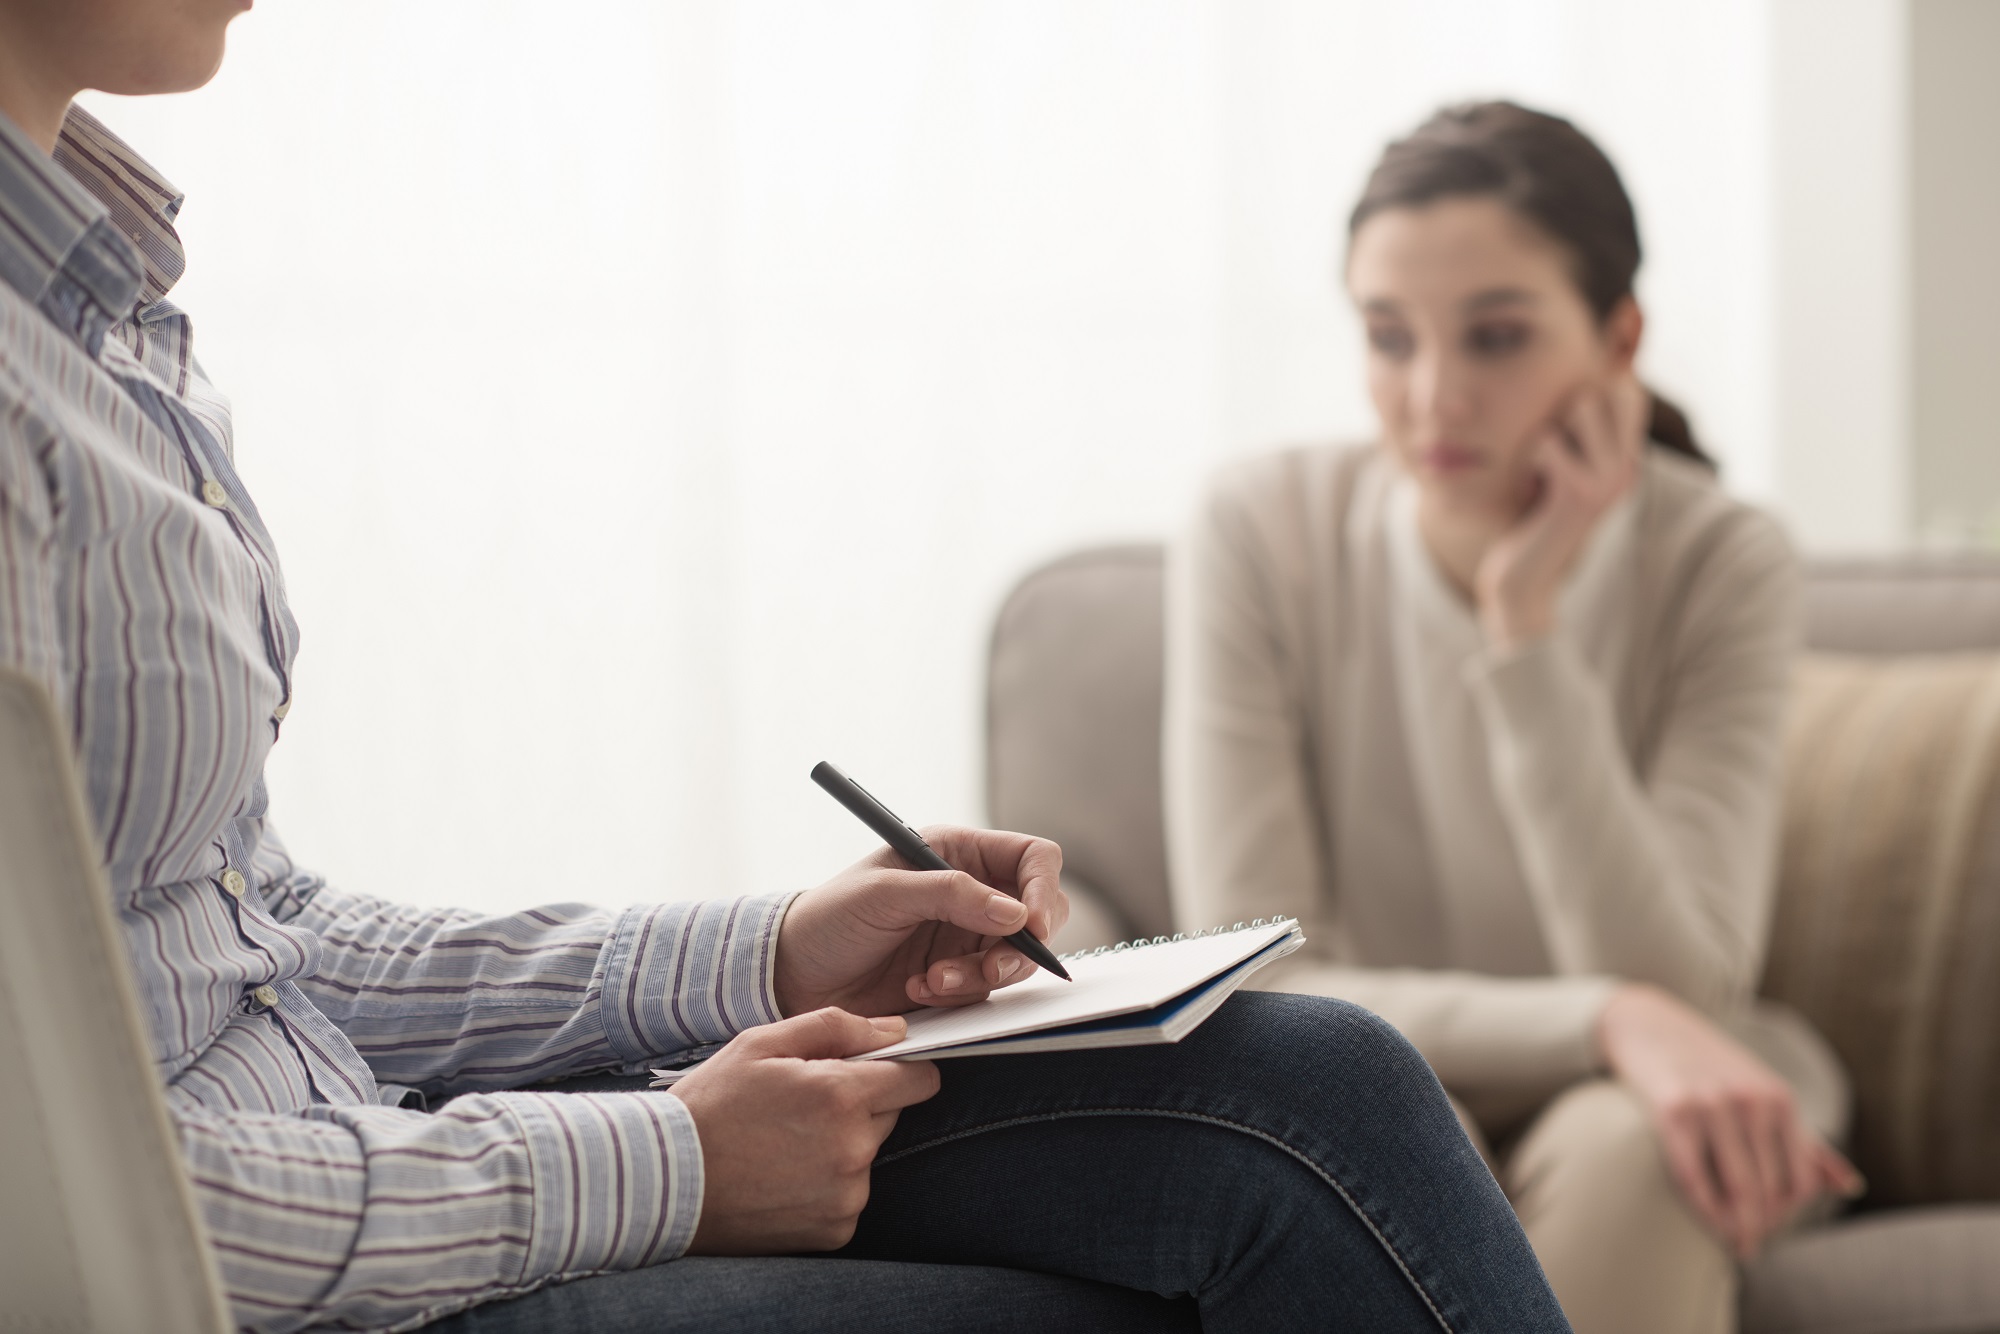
[{"xmin": 0, "ymin": 105, "xmax": 790, "ymax": 1332}]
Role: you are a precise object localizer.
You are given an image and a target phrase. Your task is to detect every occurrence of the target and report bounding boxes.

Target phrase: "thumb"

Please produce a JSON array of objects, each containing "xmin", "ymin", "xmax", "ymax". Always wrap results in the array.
[{"xmin": 744, "ymin": 1006, "xmax": 907, "ymax": 1060}]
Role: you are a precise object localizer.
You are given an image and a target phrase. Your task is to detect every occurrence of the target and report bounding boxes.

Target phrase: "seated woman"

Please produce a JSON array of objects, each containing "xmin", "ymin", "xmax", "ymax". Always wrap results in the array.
[
  {"xmin": 1165, "ymin": 101, "xmax": 1861, "ymax": 1334},
  {"xmin": 0, "ymin": 4, "xmax": 1571, "ymax": 1333}
]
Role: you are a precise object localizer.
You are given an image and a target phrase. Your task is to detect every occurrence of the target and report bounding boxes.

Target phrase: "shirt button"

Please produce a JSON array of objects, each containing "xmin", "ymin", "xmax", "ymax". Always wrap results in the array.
[
  {"xmin": 272, "ymin": 698, "xmax": 291, "ymax": 721},
  {"xmin": 201, "ymin": 480, "xmax": 229, "ymax": 508},
  {"xmin": 220, "ymin": 869, "xmax": 247, "ymax": 898},
  {"xmin": 252, "ymin": 985, "xmax": 280, "ymax": 1009}
]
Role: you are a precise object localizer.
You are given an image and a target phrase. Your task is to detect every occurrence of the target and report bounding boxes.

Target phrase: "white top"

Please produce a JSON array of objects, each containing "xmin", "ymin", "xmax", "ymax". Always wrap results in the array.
[
  {"xmin": 1372, "ymin": 478, "xmax": 1637, "ymax": 976},
  {"xmin": 1166, "ymin": 444, "xmax": 1800, "ymax": 1122}
]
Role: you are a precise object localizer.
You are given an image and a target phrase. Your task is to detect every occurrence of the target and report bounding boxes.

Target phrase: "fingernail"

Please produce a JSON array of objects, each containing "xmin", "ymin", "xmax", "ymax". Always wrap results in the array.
[
  {"xmin": 986, "ymin": 894, "xmax": 1025, "ymax": 925},
  {"xmin": 913, "ymin": 979, "xmax": 934, "ymax": 1001},
  {"xmin": 869, "ymin": 1016, "xmax": 905, "ymax": 1035},
  {"xmin": 938, "ymin": 966, "xmax": 963, "ymax": 992},
  {"xmin": 996, "ymin": 957, "xmax": 1021, "ymax": 982}
]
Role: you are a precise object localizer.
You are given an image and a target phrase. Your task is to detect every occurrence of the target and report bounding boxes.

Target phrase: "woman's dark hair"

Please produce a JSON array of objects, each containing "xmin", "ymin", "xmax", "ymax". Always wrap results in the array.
[{"xmin": 1349, "ymin": 100, "xmax": 1711, "ymax": 468}]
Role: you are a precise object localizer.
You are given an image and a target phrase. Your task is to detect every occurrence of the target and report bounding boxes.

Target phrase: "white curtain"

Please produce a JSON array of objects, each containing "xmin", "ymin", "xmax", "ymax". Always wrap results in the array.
[{"xmin": 84, "ymin": 0, "xmax": 1775, "ymax": 911}]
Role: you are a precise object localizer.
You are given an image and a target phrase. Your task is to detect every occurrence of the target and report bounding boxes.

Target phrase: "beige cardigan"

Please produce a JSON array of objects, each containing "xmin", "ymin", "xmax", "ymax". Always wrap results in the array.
[{"xmin": 1163, "ymin": 444, "xmax": 1800, "ymax": 1117}]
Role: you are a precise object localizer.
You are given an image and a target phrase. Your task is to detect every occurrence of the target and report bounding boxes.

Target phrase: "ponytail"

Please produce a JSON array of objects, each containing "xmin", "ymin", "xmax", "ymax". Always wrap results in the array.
[{"xmin": 1643, "ymin": 388, "xmax": 1713, "ymax": 470}]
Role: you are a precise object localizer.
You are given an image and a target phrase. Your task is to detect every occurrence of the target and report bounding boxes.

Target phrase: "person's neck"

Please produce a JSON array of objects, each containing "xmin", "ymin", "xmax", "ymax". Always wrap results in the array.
[
  {"xmin": 1412, "ymin": 490, "xmax": 1506, "ymax": 604},
  {"xmin": 0, "ymin": 16, "xmax": 78, "ymax": 154}
]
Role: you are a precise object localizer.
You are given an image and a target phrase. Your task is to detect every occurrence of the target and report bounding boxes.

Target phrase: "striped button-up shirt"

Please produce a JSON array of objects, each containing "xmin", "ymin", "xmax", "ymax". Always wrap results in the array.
[{"xmin": 0, "ymin": 105, "xmax": 790, "ymax": 1333}]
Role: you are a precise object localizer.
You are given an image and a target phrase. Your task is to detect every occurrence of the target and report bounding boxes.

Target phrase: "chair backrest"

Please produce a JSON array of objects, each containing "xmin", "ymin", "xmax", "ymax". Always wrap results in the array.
[
  {"xmin": 985, "ymin": 545, "xmax": 2000, "ymax": 942},
  {"xmin": 987, "ymin": 546, "xmax": 1173, "ymax": 940},
  {"xmin": 0, "ymin": 666, "xmax": 230, "ymax": 1334},
  {"xmin": 1799, "ymin": 555, "xmax": 2000, "ymax": 655}
]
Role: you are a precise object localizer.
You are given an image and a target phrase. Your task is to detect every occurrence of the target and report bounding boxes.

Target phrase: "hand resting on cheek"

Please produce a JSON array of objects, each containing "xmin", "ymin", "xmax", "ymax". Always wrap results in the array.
[{"xmin": 1475, "ymin": 372, "xmax": 1648, "ymax": 650}]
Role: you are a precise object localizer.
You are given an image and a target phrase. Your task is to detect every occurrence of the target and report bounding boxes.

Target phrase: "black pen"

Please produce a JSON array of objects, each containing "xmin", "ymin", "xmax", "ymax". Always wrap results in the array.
[{"xmin": 811, "ymin": 761, "xmax": 1072, "ymax": 982}]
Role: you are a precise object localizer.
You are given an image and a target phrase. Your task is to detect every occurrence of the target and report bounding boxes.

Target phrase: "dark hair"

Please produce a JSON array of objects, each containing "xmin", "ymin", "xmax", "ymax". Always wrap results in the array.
[{"xmin": 1348, "ymin": 100, "xmax": 1711, "ymax": 468}]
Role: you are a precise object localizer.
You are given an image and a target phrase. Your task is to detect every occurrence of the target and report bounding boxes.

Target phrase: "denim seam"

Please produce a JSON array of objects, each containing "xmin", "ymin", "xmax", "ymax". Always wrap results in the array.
[{"xmin": 876, "ymin": 1106, "xmax": 1456, "ymax": 1334}]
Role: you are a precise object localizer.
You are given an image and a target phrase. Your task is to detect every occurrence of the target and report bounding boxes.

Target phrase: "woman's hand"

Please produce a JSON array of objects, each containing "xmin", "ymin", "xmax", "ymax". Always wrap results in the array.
[
  {"xmin": 1596, "ymin": 984, "xmax": 1863, "ymax": 1259},
  {"xmin": 773, "ymin": 825, "xmax": 1069, "ymax": 1018},
  {"xmin": 1475, "ymin": 374, "xmax": 1647, "ymax": 649},
  {"xmin": 672, "ymin": 1007, "xmax": 940, "ymax": 1253}
]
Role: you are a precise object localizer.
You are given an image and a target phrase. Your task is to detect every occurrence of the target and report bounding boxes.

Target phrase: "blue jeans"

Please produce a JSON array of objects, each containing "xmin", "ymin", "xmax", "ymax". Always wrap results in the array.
[{"xmin": 425, "ymin": 993, "xmax": 1570, "ymax": 1332}]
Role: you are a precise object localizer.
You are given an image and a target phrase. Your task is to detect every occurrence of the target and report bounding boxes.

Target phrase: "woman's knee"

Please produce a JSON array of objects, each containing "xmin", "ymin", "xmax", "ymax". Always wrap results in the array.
[
  {"xmin": 1189, "ymin": 992, "xmax": 1461, "ymax": 1138},
  {"xmin": 1507, "ymin": 1080, "xmax": 1678, "ymax": 1211},
  {"xmin": 1200, "ymin": 991, "xmax": 1430, "ymax": 1077},
  {"xmin": 1507, "ymin": 1081, "xmax": 1734, "ymax": 1334}
]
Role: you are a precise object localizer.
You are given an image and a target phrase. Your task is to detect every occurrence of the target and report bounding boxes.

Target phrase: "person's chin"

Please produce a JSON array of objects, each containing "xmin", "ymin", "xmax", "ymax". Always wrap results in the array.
[
  {"xmin": 1408, "ymin": 464, "xmax": 1500, "ymax": 509},
  {"xmin": 106, "ymin": 26, "xmax": 236, "ymax": 97},
  {"xmin": 1420, "ymin": 480, "xmax": 1530, "ymax": 536}
]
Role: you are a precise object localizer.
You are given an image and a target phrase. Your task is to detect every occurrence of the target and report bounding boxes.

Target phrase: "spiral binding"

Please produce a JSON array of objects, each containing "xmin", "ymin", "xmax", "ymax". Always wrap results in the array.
[{"xmin": 1056, "ymin": 916, "xmax": 1296, "ymax": 963}]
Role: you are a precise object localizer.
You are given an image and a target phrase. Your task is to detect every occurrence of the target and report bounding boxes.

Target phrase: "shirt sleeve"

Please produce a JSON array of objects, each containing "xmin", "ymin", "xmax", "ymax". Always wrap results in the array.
[
  {"xmin": 175, "ymin": 1085, "xmax": 706, "ymax": 1334},
  {"xmin": 258, "ymin": 851, "xmax": 792, "ymax": 1094},
  {"xmin": 0, "ymin": 383, "xmax": 65, "ymax": 700},
  {"xmin": 1247, "ymin": 958, "xmax": 1618, "ymax": 1128},
  {"xmin": 1162, "ymin": 459, "xmax": 1332, "ymax": 953},
  {"xmin": 1464, "ymin": 509, "xmax": 1801, "ymax": 1015}
]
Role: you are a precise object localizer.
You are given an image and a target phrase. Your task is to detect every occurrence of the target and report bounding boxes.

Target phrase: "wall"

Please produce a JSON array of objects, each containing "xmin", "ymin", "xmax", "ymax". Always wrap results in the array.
[
  {"xmin": 1910, "ymin": 0, "xmax": 2000, "ymax": 544},
  {"xmin": 79, "ymin": 1, "xmax": 1914, "ymax": 912},
  {"xmin": 1768, "ymin": 0, "xmax": 1910, "ymax": 552}
]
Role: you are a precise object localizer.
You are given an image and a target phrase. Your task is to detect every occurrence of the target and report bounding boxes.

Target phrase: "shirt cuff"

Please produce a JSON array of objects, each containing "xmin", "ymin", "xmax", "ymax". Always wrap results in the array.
[
  {"xmin": 598, "ymin": 893, "xmax": 793, "ymax": 1064},
  {"xmin": 497, "ymin": 1089, "xmax": 705, "ymax": 1278},
  {"xmin": 1526, "ymin": 972, "xmax": 1621, "ymax": 1080}
]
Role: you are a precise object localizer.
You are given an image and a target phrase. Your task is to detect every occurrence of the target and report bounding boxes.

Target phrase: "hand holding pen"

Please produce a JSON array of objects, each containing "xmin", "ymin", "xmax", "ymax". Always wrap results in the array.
[
  {"xmin": 765, "ymin": 765, "xmax": 1071, "ymax": 1019},
  {"xmin": 666, "ymin": 768, "xmax": 1070, "ymax": 1254}
]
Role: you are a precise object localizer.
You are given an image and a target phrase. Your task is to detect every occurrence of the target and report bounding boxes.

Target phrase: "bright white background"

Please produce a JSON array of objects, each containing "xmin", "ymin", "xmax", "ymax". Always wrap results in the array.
[{"xmin": 83, "ymin": 1, "xmax": 1882, "ymax": 912}]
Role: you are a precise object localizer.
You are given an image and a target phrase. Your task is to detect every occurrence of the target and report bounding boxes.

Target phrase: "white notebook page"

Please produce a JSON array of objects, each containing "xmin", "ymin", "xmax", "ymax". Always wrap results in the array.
[{"xmin": 856, "ymin": 920, "xmax": 1299, "ymax": 1061}]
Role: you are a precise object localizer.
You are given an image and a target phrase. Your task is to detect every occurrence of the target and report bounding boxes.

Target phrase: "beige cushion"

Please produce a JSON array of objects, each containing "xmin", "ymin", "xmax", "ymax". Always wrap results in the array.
[
  {"xmin": 1742, "ymin": 1205, "xmax": 2000, "ymax": 1334},
  {"xmin": 0, "ymin": 667, "xmax": 229, "ymax": 1332},
  {"xmin": 1761, "ymin": 653, "xmax": 2000, "ymax": 1206}
]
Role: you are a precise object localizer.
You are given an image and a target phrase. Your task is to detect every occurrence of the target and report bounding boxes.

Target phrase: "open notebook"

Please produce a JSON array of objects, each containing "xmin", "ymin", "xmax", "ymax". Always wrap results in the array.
[{"xmin": 649, "ymin": 918, "xmax": 1302, "ymax": 1085}]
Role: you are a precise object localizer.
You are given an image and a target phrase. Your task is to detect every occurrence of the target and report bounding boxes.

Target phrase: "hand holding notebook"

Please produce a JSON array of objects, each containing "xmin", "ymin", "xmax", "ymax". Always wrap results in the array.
[{"xmin": 653, "ymin": 918, "xmax": 1302, "ymax": 1084}]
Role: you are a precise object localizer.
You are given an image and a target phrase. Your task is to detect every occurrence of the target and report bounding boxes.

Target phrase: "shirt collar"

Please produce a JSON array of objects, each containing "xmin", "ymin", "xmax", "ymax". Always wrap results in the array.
[{"xmin": 0, "ymin": 103, "xmax": 185, "ymax": 354}]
